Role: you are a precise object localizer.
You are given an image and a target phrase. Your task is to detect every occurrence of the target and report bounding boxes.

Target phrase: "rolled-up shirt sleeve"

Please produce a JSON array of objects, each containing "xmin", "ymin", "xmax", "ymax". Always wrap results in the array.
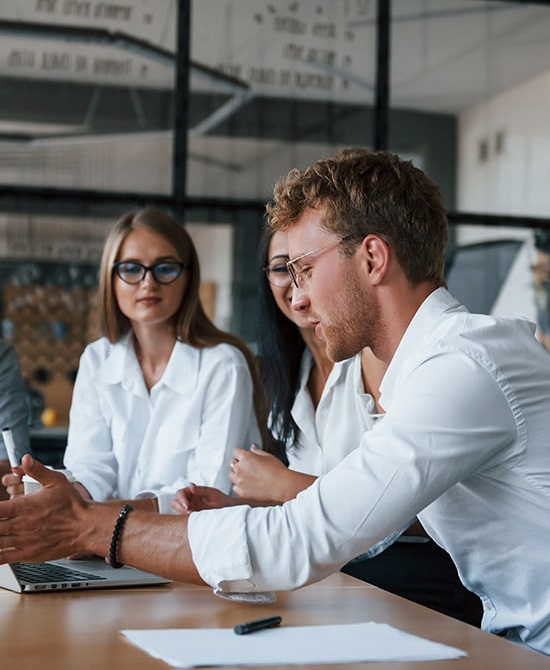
[{"xmin": 189, "ymin": 505, "xmax": 255, "ymax": 591}]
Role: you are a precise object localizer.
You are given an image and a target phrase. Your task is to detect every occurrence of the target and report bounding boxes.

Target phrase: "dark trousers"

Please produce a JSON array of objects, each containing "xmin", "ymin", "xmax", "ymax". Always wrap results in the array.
[{"xmin": 341, "ymin": 539, "xmax": 483, "ymax": 627}]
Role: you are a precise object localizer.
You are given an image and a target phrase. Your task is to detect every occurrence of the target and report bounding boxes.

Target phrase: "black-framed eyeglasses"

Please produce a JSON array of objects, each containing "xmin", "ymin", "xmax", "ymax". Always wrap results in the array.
[
  {"xmin": 264, "ymin": 257, "xmax": 292, "ymax": 288},
  {"xmin": 286, "ymin": 234, "xmax": 357, "ymax": 288},
  {"xmin": 113, "ymin": 261, "xmax": 188, "ymax": 285}
]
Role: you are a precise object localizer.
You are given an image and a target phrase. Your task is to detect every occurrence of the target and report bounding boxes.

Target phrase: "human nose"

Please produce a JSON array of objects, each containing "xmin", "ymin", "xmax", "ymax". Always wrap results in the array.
[
  {"xmin": 291, "ymin": 284, "xmax": 309, "ymax": 312},
  {"xmin": 141, "ymin": 267, "xmax": 159, "ymax": 286},
  {"xmin": 283, "ymin": 278, "xmax": 295, "ymax": 300}
]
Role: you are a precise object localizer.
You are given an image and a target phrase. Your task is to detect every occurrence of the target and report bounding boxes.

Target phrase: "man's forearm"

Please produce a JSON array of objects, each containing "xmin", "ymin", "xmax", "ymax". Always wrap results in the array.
[
  {"xmin": 84, "ymin": 503, "xmax": 205, "ymax": 584},
  {"xmin": 0, "ymin": 465, "xmax": 206, "ymax": 586}
]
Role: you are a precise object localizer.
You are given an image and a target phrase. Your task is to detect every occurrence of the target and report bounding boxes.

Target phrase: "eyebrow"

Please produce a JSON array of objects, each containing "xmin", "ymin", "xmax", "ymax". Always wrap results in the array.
[{"xmin": 118, "ymin": 255, "xmax": 180, "ymax": 263}]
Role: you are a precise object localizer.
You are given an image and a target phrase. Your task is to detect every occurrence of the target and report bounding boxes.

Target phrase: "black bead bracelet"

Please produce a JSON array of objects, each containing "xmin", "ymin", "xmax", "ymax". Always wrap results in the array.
[{"xmin": 109, "ymin": 503, "xmax": 133, "ymax": 569}]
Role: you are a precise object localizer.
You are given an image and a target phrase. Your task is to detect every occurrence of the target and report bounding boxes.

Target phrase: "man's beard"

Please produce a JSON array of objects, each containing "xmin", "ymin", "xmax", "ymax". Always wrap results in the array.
[{"xmin": 322, "ymin": 275, "xmax": 383, "ymax": 362}]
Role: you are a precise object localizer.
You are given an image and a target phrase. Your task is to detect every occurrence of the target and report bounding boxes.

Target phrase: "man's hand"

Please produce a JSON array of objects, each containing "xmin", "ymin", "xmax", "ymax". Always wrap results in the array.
[
  {"xmin": 0, "ymin": 456, "xmax": 205, "ymax": 585},
  {"xmin": 0, "ymin": 455, "xmax": 91, "ymax": 564},
  {"xmin": 172, "ymin": 485, "xmax": 236, "ymax": 513}
]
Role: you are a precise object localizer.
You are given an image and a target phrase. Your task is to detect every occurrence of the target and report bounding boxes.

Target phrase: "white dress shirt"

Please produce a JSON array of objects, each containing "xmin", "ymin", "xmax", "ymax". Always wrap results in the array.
[
  {"xmin": 189, "ymin": 288, "xmax": 550, "ymax": 655},
  {"xmin": 64, "ymin": 335, "xmax": 260, "ymax": 513},
  {"xmin": 282, "ymin": 351, "xmax": 410, "ymax": 561},
  {"xmin": 284, "ymin": 350, "xmax": 378, "ymax": 476}
]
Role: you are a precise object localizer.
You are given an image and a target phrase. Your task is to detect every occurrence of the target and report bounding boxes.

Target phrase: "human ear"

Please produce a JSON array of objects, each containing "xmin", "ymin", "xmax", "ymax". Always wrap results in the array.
[{"xmin": 358, "ymin": 234, "xmax": 390, "ymax": 285}]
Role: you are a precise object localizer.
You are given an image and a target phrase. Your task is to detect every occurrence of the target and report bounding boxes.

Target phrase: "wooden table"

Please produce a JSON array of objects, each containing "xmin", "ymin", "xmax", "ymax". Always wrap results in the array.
[{"xmin": 0, "ymin": 572, "xmax": 547, "ymax": 668}]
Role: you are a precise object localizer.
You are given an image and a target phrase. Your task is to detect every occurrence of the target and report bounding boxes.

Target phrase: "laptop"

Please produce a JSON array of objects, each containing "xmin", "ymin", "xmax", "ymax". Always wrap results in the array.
[{"xmin": 0, "ymin": 557, "xmax": 171, "ymax": 593}]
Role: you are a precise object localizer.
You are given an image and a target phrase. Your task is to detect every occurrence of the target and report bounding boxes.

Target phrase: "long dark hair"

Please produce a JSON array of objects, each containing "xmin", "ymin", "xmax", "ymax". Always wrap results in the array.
[{"xmin": 256, "ymin": 225, "xmax": 305, "ymax": 463}]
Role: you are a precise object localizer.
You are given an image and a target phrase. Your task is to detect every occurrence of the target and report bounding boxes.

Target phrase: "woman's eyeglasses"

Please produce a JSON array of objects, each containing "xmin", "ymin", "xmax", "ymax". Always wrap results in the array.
[
  {"xmin": 113, "ymin": 261, "xmax": 188, "ymax": 285},
  {"xmin": 264, "ymin": 260, "xmax": 292, "ymax": 288}
]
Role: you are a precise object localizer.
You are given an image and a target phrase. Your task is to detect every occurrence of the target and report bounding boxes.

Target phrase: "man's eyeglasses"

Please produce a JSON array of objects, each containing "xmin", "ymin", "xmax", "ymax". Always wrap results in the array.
[
  {"xmin": 286, "ymin": 234, "xmax": 356, "ymax": 288},
  {"xmin": 264, "ymin": 258, "xmax": 292, "ymax": 288},
  {"xmin": 113, "ymin": 261, "xmax": 188, "ymax": 285}
]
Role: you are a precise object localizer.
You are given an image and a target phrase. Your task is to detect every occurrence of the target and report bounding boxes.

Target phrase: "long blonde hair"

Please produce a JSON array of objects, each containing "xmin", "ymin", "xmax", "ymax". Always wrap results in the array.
[{"xmin": 98, "ymin": 208, "xmax": 268, "ymax": 444}]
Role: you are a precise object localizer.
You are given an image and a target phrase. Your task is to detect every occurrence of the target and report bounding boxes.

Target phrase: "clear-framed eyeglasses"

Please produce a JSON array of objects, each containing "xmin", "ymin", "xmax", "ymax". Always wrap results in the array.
[
  {"xmin": 286, "ymin": 234, "xmax": 356, "ymax": 288},
  {"xmin": 113, "ymin": 261, "xmax": 188, "ymax": 285},
  {"xmin": 264, "ymin": 258, "xmax": 292, "ymax": 288}
]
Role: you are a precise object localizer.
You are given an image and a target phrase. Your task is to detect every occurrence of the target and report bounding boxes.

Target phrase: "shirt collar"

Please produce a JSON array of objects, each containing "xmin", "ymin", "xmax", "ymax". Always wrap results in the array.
[
  {"xmin": 95, "ymin": 335, "xmax": 200, "ymax": 396},
  {"xmin": 378, "ymin": 287, "xmax": 466, "ymax": 410},
  {"xmin": 298, "ymin": 348, "xmax": 351, "ymax": 394},
  {"xmin": 160, "ymin": 340, "xmax": 201, "ymax": 395},
  {"xmin": 95, "ymin": 333, "xmax": 139, "ymax": 386}
]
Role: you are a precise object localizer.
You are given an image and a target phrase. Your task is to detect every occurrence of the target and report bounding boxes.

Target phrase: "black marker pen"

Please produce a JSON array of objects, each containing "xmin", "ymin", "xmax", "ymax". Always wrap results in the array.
[{"xmin": 233, "ymin": 615, "xmax": 282, "ymax": 635}]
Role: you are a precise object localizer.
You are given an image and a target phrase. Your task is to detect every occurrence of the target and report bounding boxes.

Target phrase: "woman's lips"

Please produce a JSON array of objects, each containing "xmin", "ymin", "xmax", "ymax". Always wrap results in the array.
[{"xmin": 137, "ymin": 296, "xmax": 161, "ymax": 306}]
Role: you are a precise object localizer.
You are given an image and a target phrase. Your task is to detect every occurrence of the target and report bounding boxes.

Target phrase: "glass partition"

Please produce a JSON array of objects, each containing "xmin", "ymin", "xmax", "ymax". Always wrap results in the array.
[{"xmin": 1, "ymin": 0, "xmax": 550, "ymax": 432}]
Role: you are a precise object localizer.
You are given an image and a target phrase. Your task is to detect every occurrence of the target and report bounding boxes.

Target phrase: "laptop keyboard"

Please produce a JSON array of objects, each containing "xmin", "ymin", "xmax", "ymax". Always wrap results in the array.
[{"xmin": 12, "ymin": 562, "xmax": 107, "ymax": 584}]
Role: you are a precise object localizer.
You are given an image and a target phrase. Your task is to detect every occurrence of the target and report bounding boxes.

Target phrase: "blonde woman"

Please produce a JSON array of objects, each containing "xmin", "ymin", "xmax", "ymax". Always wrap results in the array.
[{"xmin": 4, "ymin": 208, "xmax": 264, "ymax": 513}]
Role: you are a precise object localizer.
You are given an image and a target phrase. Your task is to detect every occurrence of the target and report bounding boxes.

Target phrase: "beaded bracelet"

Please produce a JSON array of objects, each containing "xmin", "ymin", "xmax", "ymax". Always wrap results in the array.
[{"xmin": 109, "ymin": 503, "xmax": 133, "ymax": 569}]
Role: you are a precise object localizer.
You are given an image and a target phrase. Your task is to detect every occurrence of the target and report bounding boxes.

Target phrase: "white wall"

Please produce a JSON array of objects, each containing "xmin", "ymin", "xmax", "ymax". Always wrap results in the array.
[
  {"xmin": 458, "ymin": 68, "xmax": 550, "ymax": 218},
  {"xmin": 456, "ymin": 68, "xmax": 550, "ymax": 323}
]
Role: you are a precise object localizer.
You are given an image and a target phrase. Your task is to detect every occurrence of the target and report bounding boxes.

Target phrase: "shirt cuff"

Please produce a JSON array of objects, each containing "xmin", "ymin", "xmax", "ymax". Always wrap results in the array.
[
  {"xmin": 213, "ymin": 589, "xmax": 277, "ymax": 604},
  {"xmin": 188, "ymin": 506, "xmax": 256, "ymax": 593},
  {"xmin": 135, "ymin": 489, "xmax": 175, "ymax": 515}
]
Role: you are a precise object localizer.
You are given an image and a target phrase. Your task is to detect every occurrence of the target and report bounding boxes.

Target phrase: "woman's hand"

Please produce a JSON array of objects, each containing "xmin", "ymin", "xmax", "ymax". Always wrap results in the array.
[
  {"xmin": 229, "ymin": 446, "xmax": 313, "ymax": 503},
  {"xmin": 172, "ymin": 484, "xmax": 236, "ymax": 514},
  {"xmin": 1, "ymin": 468, "xmax": 24, "ymax": 498}
]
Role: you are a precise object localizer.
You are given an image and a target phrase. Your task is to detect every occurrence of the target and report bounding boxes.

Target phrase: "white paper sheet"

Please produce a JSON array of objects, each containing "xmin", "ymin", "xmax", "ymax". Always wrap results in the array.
[{"xmin": 121, "ymin": 621, "xmax": 466, "ymax": 667}]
